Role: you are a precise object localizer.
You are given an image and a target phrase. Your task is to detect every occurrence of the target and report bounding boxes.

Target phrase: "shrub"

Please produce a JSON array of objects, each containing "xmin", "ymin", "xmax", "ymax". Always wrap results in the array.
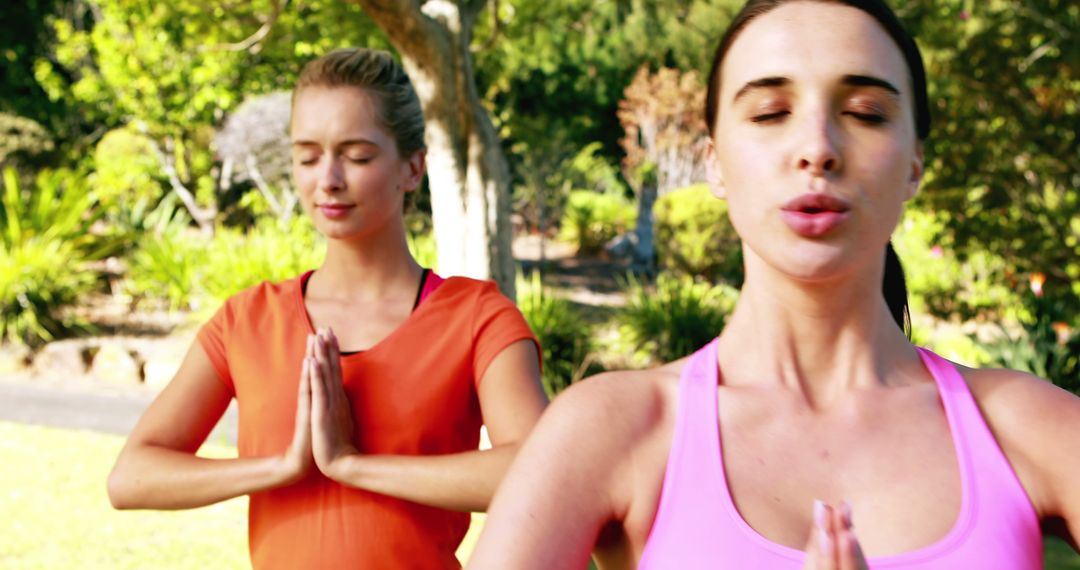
[
  {"xmin": 893, "ymin": 208, "xmax": 1024, "ymax": 323},
  {"xmin": 516, "ymin": 271, "xmax": 593, "ymax": 396},
  {"xmin": 0, "ymin": 168, "xmax": 100, "ymax": 346},
  {"xmin": 619, "ymin": 272, "xmax": 738, "ymax": 365},
  {"xmin": 126, "ymin": 224, "xmax": 209, "ymax": 311},
  {"xmin": 981, "ymin": 295, "xmax": 1080, "ymax": 394},
  {"xmin": 200, "ymin": 217, "xmax": 325, "ymax": 309},
  {"xmin": 558, "ymin": 190, "xmax": 636, "ymax": 255},
  {"xmin": 654, "ymin": 184, "xmax": 742, "ymax": 285},
  {"xmin": 127, "ymin": 216, "xmax": 325, "ymax": 313}
]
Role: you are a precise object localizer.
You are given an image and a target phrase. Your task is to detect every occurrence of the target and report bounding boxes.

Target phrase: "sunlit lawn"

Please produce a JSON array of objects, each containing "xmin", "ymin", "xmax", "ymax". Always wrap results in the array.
[
  {"xmin": 0, "ymin": 421, "xmax": 484, "ymax": 569},
  {"xmin": 0, "ymin": 421, "xmax": 1075, "ymax": 569}
]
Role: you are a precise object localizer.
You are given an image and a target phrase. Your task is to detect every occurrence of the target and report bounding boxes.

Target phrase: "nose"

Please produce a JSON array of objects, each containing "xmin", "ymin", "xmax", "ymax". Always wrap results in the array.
[
  {"xmin": 316, "ymin": 155, "xmax": 345, "ymax": 193},
  {"xmin": 793, "ymin": 111, "xmax": 842, "ymax": 176}
]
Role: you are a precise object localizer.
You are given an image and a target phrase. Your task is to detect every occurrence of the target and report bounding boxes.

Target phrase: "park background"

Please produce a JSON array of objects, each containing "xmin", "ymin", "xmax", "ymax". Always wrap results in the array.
[{"xmin": 0, "ymin": 0, "xmax": 1077, "ymax": 567}]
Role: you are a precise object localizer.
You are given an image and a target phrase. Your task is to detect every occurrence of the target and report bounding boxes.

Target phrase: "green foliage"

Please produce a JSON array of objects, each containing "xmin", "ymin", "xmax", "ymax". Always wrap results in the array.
[
  {"xmin": 128, "ymin": 216, "xmax": 324, "ymax": 312},
  {"xmin": 512, "ymin": 142, "xmax": 627, "ymax": 235},
  {"xmin": 898, "ymin": 0, "xmax": 1080, "ymax": 318},
  {"xmin": 0, "ymin": 168, "xmax": 101, "ymax": 345},
  {"xmin": 92, "ymin": 126, "xmax": 165, "ymax": 209},
  {"xmin": 893, "ymin": 207, "xmax": 1024, "ymax": 322},
  {"xmin": 516, "ymin": 271, "xmax": 593, "ymax": 396},
  {"xmin": 35, "ymin": 0, "xmax": 389, "ymax": 227},
  {"xmin": 0, "ymin": 113, "xmax": 55, "ymax": 172},
  {"xmin": 126, "ymin": 225, "xmax": 208, "ymax": 312},
  {"xmin": 558, "ymin": 190, "xmax": 636, "ymax": 255},
  {"xmin": 981, "ymin": 296, "xmax": 1080, "ymax": 394},
  {"xmin": 407, "ymin": 231, "xmax": 438, "ymax": 271},
  {"xmin": 476, "ymin": 0, "xmax": 739, "ymax": 165},
  {"xmin": 200, "ymin": 217, "xmax": 325, "ymax": 309},
  {"xmin": 619, "ymin": 272, "xmax": 737, "ymax": 365},
  {"xmin": 654, "ymin": 184, "xmax": 742, "ymax": 285}
]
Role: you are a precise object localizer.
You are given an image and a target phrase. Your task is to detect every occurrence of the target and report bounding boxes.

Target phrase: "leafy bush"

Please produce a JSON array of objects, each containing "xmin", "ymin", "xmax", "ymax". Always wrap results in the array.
[
  {"xmin": 619, "ymin": 272, "xmax": 738, "ymax": 365},
  {"xmin": 0, "ymin": 168, "xmax": 100, "ymax": 345},
  {"xmin": 200, "ymin": 217, "xmax": 325, "ymax": 309},
  {"xmin": 516, "ymin": 271, "xmax": 593, "ymax": 396},
  {"xmin": 558, "ymin": 190, "xmax": 635, "ymax": 255},
  {"xmin": 654, "ymin": 184, "xmax": 742, "ymax": 285},
  {"xmin": 981, "ymin": 296, "xmax": 1080, "ymax": 394},
  {"xmin": 126, "ymin": 225, "xmax": 209, "ymax": 311},
  {"xmin": 893, "ymin": 207, "xmax": 1024, "ymax": 323},
  {"xmin": 127, "ymin": 216, "xmax": 324, "ymax": 312}
]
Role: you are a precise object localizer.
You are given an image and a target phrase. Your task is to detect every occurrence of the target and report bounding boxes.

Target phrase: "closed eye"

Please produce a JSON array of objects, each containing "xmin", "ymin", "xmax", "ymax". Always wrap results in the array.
[
  {"xmin": 844, "ymin": 111, "xmax": 887, "ymax": 125},
  {"xmin": 751, "ymin": 111, "xmax": 789, "ymax": 123}
]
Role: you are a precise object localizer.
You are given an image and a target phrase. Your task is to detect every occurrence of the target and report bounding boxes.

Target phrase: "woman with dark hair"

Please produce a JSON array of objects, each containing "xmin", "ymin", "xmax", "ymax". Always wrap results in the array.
[
  {"xmin": 468, "ymin": 1, "xmax": 1079, "ymax": 568},
  {"xmin": 107, "ymin": 48, "xmax": 547, "ymax": 569}
]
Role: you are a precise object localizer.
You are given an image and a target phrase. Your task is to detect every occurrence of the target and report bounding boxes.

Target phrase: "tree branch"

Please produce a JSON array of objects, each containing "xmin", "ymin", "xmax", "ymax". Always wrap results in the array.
[
  {"xmin": 210, "ymin": 0, "xmax": 284, "ymax": 53},
  {"xmin": 148, "ymin": 135, "xmax": 216, "ymax": 232},
  {"xmin": 245, "ymin": 153, "xmax": 283, "ymax": 216}
]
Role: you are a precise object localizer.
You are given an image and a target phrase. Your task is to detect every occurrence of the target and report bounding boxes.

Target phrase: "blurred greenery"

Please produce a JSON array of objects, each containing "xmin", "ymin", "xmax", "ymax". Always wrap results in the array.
[
  {"xmin": 619, "ymin": 272, "xmax": 738, "ymax": 366},
  {"xmin": 0, "ymin": 167, "xmax": 103, "ymax": 346},
  {"xmin": 558, "ymin": 190, "xmax": 636, "ymax": 255},
  {"xmin": 517, "ymin": 271, "xmax": 595, "ymax": 396},
  {"xmin": 654, "ymin": 184, "xmax": 743, "ymax": 285}
]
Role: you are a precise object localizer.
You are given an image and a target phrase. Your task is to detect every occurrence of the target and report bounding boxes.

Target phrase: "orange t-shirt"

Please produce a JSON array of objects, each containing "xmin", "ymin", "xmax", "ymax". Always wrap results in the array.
[{"xmin": 197, "ymin": 272, "xmax": 538, "ymax": 569}]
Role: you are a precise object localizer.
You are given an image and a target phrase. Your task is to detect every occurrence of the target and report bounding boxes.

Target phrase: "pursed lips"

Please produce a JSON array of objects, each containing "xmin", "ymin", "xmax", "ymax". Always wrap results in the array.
[{"xmin": 779, "ymin": 193, "xmax": 852, "ymax": 237}]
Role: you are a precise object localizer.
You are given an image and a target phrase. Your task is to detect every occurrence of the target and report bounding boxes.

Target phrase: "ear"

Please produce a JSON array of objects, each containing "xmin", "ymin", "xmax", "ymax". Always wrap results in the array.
[
  {"xmin": 705, "ymin": 139, "xmax": 726, "ymax": 199},
  {"xmin": 904, "ymin": 142, "xmax": 924, "ymax": 202},
  {"xmin": 401, "ymin": 149, "xmax": 427, "ymax": 193}
]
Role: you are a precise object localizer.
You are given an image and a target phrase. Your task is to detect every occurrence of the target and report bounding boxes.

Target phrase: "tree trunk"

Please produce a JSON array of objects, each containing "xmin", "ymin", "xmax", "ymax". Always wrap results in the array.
[
  {"xmin": 634, "ymin": 180, "xmax": 657, "ymax": 275},
  {"xmin": 353, "ymin": 0, "xmax": 516, "ymax": 299}
]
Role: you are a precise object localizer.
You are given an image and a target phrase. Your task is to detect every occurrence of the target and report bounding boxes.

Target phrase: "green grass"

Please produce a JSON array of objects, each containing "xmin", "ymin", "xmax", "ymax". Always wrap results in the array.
[
  {"xmin": 0, "ymin": 422, "xmax": 248, "ymax": 569},
  {"xmin": 0, "ymin": 421, "xmax": 1075, "ymax": 568},
  {"xmin": 0, "ymin": 421, "xmax": 484, "ymax": 569}
]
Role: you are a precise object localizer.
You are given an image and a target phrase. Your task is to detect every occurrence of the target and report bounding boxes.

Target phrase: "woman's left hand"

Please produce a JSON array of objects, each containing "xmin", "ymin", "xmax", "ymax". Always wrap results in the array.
[{"xmin": 310, "ymin": 328, "xmax": 360, "ymax": 481}]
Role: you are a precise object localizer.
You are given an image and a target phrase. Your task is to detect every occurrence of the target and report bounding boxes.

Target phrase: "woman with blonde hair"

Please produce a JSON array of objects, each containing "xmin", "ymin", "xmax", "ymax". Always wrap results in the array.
[{"xmin": 108, "ymin": 48, "xmax": 547, "ymax": 569}]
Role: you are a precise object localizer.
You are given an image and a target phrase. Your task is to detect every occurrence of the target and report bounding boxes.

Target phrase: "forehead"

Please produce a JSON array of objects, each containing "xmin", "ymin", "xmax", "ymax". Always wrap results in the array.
[
  {"xmin": 721, "ymin": 2, "xmax": 910, "ymax": 100},
  {"xmin": 290, "ymin": 86, "xmax": 388, "ymax": 141}
]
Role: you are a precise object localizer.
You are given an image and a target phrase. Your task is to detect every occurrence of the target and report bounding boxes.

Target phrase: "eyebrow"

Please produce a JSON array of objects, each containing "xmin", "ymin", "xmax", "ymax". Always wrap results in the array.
[
  {"xmin": 732, "ymin": 76, "xmax": 789, "ymax": 102},
  {"xmin": 731, "ymin": 74, "xmax": 902, "ymax": 102},
  {"xmin": 290, "ymin": 138, "xmax": 380, "ymax": 148},
  {"xmin": 841, "ymin": 74, "xmax": 901, "ymax": 96}
]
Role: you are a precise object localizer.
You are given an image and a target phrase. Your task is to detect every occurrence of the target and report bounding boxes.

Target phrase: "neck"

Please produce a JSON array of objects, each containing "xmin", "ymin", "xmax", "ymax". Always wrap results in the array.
[
  {"xmin": 310, "ymin": 222, "xmax": 422, "ymax": 302},
  {"xmin": 717, "ymin": 252, "xmax": 918, "ymax": 409}
]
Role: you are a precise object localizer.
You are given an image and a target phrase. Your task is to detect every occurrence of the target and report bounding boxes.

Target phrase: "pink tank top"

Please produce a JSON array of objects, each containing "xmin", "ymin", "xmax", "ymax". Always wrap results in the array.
[{"xmin": 638, "ymin": 340, "xmax": 1043, "ymax": 569}]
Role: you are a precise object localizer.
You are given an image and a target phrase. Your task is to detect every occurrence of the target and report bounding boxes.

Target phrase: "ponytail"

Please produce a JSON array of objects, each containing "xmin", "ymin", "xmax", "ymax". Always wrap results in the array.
[{"xmin": 883, "ymin": 242, "xmax": 910, "ymax": 337}]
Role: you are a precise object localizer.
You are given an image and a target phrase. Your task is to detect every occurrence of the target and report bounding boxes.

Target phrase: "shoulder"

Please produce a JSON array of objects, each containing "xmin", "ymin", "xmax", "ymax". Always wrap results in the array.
[
  {"xmin": 962, "ymin": 365, "xmax": 1079, "ymax": 429},
  {"xmin": 199, "ymin": 274, "xmax": 305, "ymax": 339},
  {"xmin": 539, "ymin": 362, "xmax": 685, "ymax": 455},
  {"xmin": 213, "ymin": 274, "xmax": 304, "ymax": 314},
  {"xmin": 961, "ymin": 365, "xmax": 1080, "ymax": 516}
]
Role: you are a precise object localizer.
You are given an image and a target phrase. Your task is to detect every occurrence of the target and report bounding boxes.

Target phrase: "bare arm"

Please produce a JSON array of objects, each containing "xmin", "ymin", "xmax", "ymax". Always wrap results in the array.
[
  {"xmin": 467, "ymin": 374, "xmax": 649, "ymax": 569},
  {"xmin": 969, "ymin": 369, "xmax": 1080, "ymax": 550},
  {"xmin": 310, "ymin": 330, "xmax": 546, "ymax": 512},
  {"xmin": 107, "ymin": 340, "xmax": 315, "ymax": 510}
]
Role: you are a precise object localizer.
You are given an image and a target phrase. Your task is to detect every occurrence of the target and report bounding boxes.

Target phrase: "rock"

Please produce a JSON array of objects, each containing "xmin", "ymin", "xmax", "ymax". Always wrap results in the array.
[
  {"xmin": 90, "ymin": 341, "xmax": 143, "ymax": 385},
  {"xmin": 32, "ymin": 340, "xmax": 91, "ymax": 379},
  {"xmin": 0, "ymin": 343, "xmax": 31, "ymax": 374}
]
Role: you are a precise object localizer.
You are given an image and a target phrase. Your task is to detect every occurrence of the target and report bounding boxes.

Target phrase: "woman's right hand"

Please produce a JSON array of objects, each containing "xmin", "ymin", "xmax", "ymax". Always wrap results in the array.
[
  {"xmin": 280, "ymin": 335, "xmax": 316, "ymax": 484},
  {"xmin": 802, "ymin": 500, "xmax": 868, "ymax": 570}
]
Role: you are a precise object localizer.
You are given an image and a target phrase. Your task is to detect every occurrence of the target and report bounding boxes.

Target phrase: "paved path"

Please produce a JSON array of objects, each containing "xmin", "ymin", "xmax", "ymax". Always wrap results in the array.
[{"xmin": 0, "ymin": 376, "xmax": 238, "ymax": 444}]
